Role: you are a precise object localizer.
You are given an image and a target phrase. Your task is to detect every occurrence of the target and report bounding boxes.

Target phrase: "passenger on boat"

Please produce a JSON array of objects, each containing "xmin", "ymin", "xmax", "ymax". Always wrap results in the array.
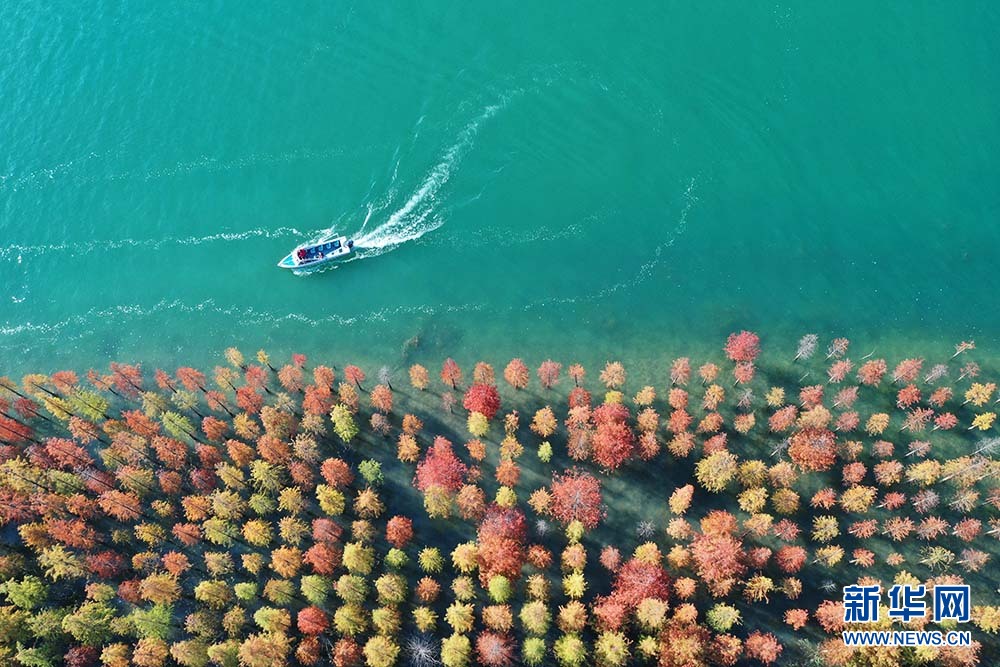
[{"xmin": 297, "ymin": 248, "xmax": 307, "ymax": 260}]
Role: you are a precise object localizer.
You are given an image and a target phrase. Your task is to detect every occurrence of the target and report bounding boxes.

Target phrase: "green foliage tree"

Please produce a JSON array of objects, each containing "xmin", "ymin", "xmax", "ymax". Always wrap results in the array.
[
  {"xmin": 252, "ymin": 607, "xmax": 291, "ymax": 634},
  {"xmin": 595, "ymin": 631, "xmax": 630, "ymax": 666},
  {"xmin": 706, "ymin": 603, "xmax": 742, "ymax": 632},
  {"xmin": 364, "ymin": 635, "xmax": 400, "ymax": 667},
  {"xmin": 331, "ymin": 404, "xmax": 359, "ymax": 443},
  {"xmin": 0, "ymin": 577, "xmax": 47, "ymax": 610},
  {"xmin": 441, "ymin": 633, "xmax": 471, "ymax": 667},
  {"xmin": 62, "ymin": 601, "xmax": 115, "ymax": 646},
  {"xmin": 488, "ymin": 575, "xmax": 512, "ymax": 604},
  {"xmin": 129, "ymin": 604, "xmax": 174, "ymax": 640},
  {"xmin": 554, "ymin": 633, "xmax": 587, "ymax": 666},
  {"xmin": 522, "ymin": 637, "xmax": 547, "ymax": 665},
  {"xmin": 300, "ymin": 576, "xmax": 330, "ymax": 606},
  {"xmin": 358, "ymin": 459, "xmax": 384, "ymax": 486},
  {"xmin": 161, "ymin": 411, "xmax": 197, "ymax": 440},
  {"xmin": 38, "ymin": 546, "xmax": 84, "ymax": 581}
]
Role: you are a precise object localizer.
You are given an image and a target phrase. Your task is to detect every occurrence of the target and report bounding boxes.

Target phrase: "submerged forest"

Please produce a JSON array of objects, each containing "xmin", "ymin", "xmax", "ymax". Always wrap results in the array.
[{"xmin": 0, "ymin": 332, "xmax": 998, "ymax": 667}]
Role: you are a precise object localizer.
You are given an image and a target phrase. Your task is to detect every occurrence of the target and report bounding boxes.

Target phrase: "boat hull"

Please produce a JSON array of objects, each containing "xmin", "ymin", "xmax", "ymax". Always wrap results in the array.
[{"xmin": 277, "ymin": 237, "xmax": 354, "ymax": 270}]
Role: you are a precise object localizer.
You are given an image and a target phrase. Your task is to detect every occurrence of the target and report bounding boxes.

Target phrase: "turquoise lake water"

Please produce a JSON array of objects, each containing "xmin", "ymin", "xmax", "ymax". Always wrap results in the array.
[{"xmin": 2, "ymin": 3, "xmax": 999, "ymax": 375}]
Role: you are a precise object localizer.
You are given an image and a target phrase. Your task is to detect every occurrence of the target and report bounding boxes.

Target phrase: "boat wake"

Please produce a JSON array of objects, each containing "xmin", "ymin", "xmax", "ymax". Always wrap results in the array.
[
  {"xmin": 312, "ymin": 96, "xmax": 510, "ymax": 270},
  {"xmin": 0, "ymin": 178, "xmax": 700, "ymax": 353},
  {"xmin": 0, "ymin": 226, "xmax": 320, "ymax": 263}
]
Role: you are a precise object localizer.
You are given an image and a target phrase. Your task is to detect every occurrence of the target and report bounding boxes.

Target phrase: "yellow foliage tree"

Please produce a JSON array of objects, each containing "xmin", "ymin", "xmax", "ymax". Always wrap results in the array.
[{"xmin": 970, "ymin": 412, "xmax": 996, "ymax": 431}]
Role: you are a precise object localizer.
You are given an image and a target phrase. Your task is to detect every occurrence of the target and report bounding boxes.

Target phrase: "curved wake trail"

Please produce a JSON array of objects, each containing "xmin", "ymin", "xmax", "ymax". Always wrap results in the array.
[{"xmin": 349, "ymin": 97, "xmax": 510, "ymax": 260}]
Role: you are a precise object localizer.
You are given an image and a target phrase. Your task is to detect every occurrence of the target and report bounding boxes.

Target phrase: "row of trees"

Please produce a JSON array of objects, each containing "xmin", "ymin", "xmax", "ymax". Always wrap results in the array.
[{"xmin": 0, "ymin": 334, "xmax": 996, "ymax": 666}]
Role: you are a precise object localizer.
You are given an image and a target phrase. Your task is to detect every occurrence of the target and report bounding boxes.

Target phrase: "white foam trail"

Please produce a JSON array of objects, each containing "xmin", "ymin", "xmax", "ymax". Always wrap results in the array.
[
  {"xmin": 0, "ymin": 226, "xmax": 320, "ymax": 262},
  {"xmin": 1, "ymin": 144, "xmax": 391, "ymax": 193},
  {"xmin": 586, "ymin": 176, "xmax": 699, "ymax": 299},
  {"xmin": 0, "ymin": 179, "xmax": 700, "ymax": 353},
  {"xmin": 350, "ymin": 97, "xmax": 509, "ymax": 258},
  {"xmin": 418, "ymin": 221, "xmax": 587, "ymax": 249}
]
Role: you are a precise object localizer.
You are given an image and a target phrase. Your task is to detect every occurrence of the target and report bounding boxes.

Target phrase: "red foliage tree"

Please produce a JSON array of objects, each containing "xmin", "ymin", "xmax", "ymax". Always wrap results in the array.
[
  {"xmin": 934, "ymin": 412, "xmax": 958, "ymax": 430},
  {"xmin": 385, "ymin": 516, "xmax": 414, "ymax": 548},
  {"xmin": 297, "ymin": 607, "xmax": 329, "ymax": 635},
  {"xmin": 892, "ymin": 358, "xmax": 924, "ymax": 384},
  {"xmin": 744, "ymin": 631, "xmax": 783, "ymax": 665},
  {"xmin": 118, "ymin": 578, "xmax": 143, "ymax": 604},
  {"xmin": 589, "ymin": 403, "xmax": 635, "ymax": 470},
  {"xmin": 610, "ymin": 557, "xmax": 672, "ymax": 609},
  {"xmin": 235, "ymin": 386, "xmax": 263, "ymax": 414},
  {"xmin": 724, "ymin": 331, "xmax": 761, "ymax": 363},
  {"xmin": 827, "ymin": 360, "xmax": 852, "ymax": 384},
  {"xmin": 477, "ymin": 504, "xmax": 527, "ymax": 583},
  {"xmin": 110, "ymin": 362, "xmax": 143, "ymax": 397},
  {"xmin": 332, "ymin": 638, "xmax": 363, "ymax": 667},
  {"xmin": 787, "ymin": 428, "xmax": 837, "ymax": 472},
  {"xmin": 151, "ymin": 436, "xmax": 187, "ymax": 470},
  {"xmin": 667, "ymin": 409, "xmax": 693, "ymax": 434},
  {"xmin": 690, "ymin": 532, "xmax": 746, "ymax": 597},
  {"xmin": 85, "ymin": 551, "xmax": 126, "ymax": 579},
  {"xmin": 172, "ymin": 523, "xmax": 201, "ymax": 546},
  {"xmin": 463, "ymin": 383, "xmax": 501, "ymax": 420},
  {"xmin": 953, "ymin": 518, "xmax": 981, "ymax": 542},
  {"xmin": 318, "ymin": 458, "xmax": 353, "ymax": 488},
  {"xmin": 537, "ymin": 360, "xmax": 561, "ymax": 389},
  {"xmin": 549, "ymin": 469, "xmax": 604, "ymax": 529},
  {"xmin": 567, "ymin": 386, "xmax": 591, "ymax": 409},
  {"xmin": 122, "ymin": 410, "xmax": 161, "ymax": 438},
  {"xmin": 46, "ymin": 518, "xmax": 97, "ymax": 550},
  {"xmin": 600, "ymin": 546, "xmax": 622, "ymax": 572},
  {"xmin": 857, "ymin": 359, "xmax": 888, "ymax": 386},
  {"xmin": 201, "ymin": 416, "xmax": 228, "ymax": 442},
  {"xmin": 768, "ymin": 405, "xmax": 798, "ymax": 433},
  {"xmin": 302, "ymin": 385, "xmax": 333, "ymax": 416},
  {"xmin": 343, "ymin": 365, "xmax": 366, "ymax": 389},
  {"xmin": 312, "ymin": 518, "xmax": 343, "ymax": 544},
  {"xmin": 98, "ymin": 490, "xmax": 142, "ymax": 522},
  {"xmin": 440, "ymin": 358, "xmax": 462, "ymax": 389},
  {"xmin": 733, "ymin": 361, "xmax": 756, "ymax": 385},
  {"xmin": 593, "ymin": 597, "xmax": 629, "ymax": 631},
  {"xmin": 799, "ymin": 384, "xmax": 824, "ymax": 409},
  {"xmin": 244, "ymin": 365, "xmax": 268, "ymax": 391},
  {"xmin": 457, "ymin": 484, "xmax": 487, "ymax": 521},
  {"xmin": 896, "ymin": 384, "xmax": 921, "ymax": 409},
  {"xmin": 303, "ymin": 543, "xmax": 342, "ymax": 575},
  {"xmin": 414, "ymin": 437, "xmax": 468, "ymax": 493},
  {"xmin": 475, "ymin": 632, "xmax": 515, "ymax": 666},
  {"xmin": 592, "ymin": 420, "xmax": 635, "ymax": 470},
  {"xmin": 495, "ymin": 460, "xmax": 520, "ymax": 487},
  {"xmin": 370, "ymin": 385, "xmax": 393, "ymax": 414},
  {"xmin": 0, "ymin": 413, "xmax": 32, "ymax": 444},
  {"xmin": 775, "ymin": 546, "xmax": 807, "ymax": 573},
  {"xmin": 670, "ymin": 357, "xmax": 692, "ymax": 386},
  {"xmin": 278, "ymin": 364, "xmax": 304, "ymax": 393},
  {"xmin": 65, "ymin": 646, "xmax": 100, "ymax": 667},
  {"xmin": 156, "ymin": 366, "xmax": 176, "ymax": 390},
  {"xmin": 45, "ymin": 438, "xmax": 94, "ymax": 470},
  {"xmin": 177, "ymin": 367, "xmax": 207, "ymax": 392},
  {"xmin": 503, "ymin": 359, "xmax": 529, "ymax": 390}
]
